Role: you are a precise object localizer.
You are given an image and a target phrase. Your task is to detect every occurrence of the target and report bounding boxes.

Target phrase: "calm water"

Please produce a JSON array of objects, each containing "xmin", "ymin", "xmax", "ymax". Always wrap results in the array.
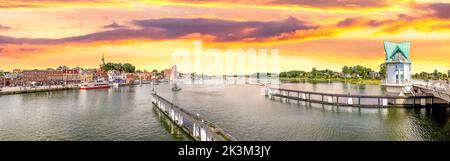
[
  {"xmin": 1, "ymin": 81, "xmax": 449, "ymax": 141},
  {"xmin": 0, "ymin": 86, "xmax": 191, "ymax": 141}
]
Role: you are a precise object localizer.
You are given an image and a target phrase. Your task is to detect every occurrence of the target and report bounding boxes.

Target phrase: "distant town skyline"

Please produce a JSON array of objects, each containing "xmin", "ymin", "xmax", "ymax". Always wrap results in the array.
[{"xmin": 0, "ymin": 0, "xmax": 449, "ymax": 73}]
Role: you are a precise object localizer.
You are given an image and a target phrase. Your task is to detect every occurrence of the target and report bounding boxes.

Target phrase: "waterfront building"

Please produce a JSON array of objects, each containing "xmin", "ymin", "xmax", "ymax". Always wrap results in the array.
[
  {"xmin": 80, "ymin": 69, "xmax": 98, "ymax": 83},
  {"xmin": 0, "ymin": 74, "xmax": 5, "ymax": 87},
  {"xmin": 12, "ymin": 69, "xmax": 21, "ymax": 74},
  {"xmin": 382, "ymin": 41, "xmax": 412, "ymax": 95},
  {"xmin": 4, "ymin": 72, "xmax": 19, "ymax": 80},
  {"xmin": 383, "ymin": 41, "xmax": 412, "ymax": 84},
  {"xmin": 96, "ymin": 68, "xmax": 109, "ymax": 82},
  {"xmin": 22, "ymin": 70, "xmax": 50, "ymax": 84},
  {"xmin": 137, "ymin": 71, "xmax": 152, "ymax": 81},
  {"xmin": 107, "ymin": 70, "xmax": 125, "ymax": 83},
  {"xmin": 163, "ymin": 68, "xmax": 172, "ymax": 79},
  {"xmin": 21, "ymin": 69, "xmax": 63, "ymax": 85},
  {"xmin": 125, "ymin": 73, "xmax": 137, "ymax": 84},
  {"xmin": 63, "ymin": 69, "xmax": 81, "ymax": 84},
  {"xmin": 48, "ymin": 70, "xmax": 64, "ymax": 84},
  {"xmin": 369, "ymin": 71, "xmax": 380, "ymax": 79}
]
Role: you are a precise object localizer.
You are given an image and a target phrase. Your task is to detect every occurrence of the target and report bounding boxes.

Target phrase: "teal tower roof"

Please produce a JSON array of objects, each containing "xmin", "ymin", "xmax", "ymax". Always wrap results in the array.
[{"xmin": 384, "ymin": 41, "xmax": 410, "ymax": 62}]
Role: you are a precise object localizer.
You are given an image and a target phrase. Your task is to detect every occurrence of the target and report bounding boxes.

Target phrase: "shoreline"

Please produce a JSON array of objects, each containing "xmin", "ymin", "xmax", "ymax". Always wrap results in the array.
[
  {"xmin": 0, "ymin": 86, "xmax": 79, "ymax": 95},
  {"xmin": 0, "ymin": 83, "xmax": 148, "ymax": 96}
]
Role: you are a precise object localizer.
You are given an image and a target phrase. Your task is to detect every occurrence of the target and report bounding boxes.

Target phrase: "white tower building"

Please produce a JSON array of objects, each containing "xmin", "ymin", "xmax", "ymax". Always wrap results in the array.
[{"xmin": 382, "ymin": 41, "xmax": 412, "ymax": 95}]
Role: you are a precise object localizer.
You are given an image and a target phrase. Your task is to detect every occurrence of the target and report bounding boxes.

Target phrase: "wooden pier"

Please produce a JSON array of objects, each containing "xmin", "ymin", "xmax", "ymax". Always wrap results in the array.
[
  {"xmin": 152, "ymin": 93, "xmax": 237, "ymax": 141},
  {"xmin": 266, "ymin": 88, "xmax": 446, "ymax": 107}
]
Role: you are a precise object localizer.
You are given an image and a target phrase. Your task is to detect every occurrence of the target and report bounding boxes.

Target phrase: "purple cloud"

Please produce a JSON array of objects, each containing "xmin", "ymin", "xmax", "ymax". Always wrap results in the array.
[
  {"xmin": 429, "ymin": 3, "xmax": 450, "ymax": 19},
  {"xmin": 132, "ymin": 16, "xmax": 315, "ymax": 41},
  {"xmin": 270, "ymin": 0, "xmax": 388, "ymax": 8},
  {"xmin": 102, "ymin": 21, "xmax": 125, "ymax": 29},
  {"xmin": 0, "ymin": 17, "xmax": 315, "ymax": 44}
]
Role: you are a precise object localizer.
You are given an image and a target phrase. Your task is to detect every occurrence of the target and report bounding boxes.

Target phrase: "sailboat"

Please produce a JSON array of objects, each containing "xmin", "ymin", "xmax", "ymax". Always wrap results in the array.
[{"xmin": 170, "ymin": 65, "xmax": 182, "ymax": 92}]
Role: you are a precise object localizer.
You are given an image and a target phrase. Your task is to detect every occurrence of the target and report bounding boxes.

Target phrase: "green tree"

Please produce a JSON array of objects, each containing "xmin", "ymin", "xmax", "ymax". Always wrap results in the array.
[
  {"xmin": 122, "ymin": 63, "xmax": 135, "ymax": 73},
  {"xmin": 342, "ymin": 66, "xmax": 349, "ymax": 74},
  {"xmin": 56, "ymin": 65, "xmax": 69, "ymax": 71},
  {"xmin": 310, "ymin": 68, "xmax": 318, "ymax": 78},
  {"xmin": 379, "ymin": 63, "xmax": 386, "ymax": 79}
]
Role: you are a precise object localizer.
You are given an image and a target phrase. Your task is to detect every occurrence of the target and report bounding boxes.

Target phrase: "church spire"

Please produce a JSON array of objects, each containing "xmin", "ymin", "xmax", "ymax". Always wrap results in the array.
[{"xmin": 101, "ymin": 53, "xmax": 105, "ymax": 65}]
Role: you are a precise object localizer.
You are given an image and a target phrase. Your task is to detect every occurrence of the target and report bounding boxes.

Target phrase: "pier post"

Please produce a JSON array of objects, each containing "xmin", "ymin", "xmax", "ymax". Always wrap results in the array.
[
  {"xmin": 347, "ymin": 97, "xmax": 353, "ymax": 105},
  {"xmin": 179, "ymin": 114, "xmax": 183, "ymax": 125},
  {"xmin": 420, "ymin": 98, "xmax": 426, "ymax": 106},
  {"xmin": 200, "ymin": 127, "xmax": 207, "ymax": 141},
  {"xmin": 382, "ymin": 98, "xmax": 388, "ymax": 106},
  {"xmin": 193, "ymin": 123, "xmax": 198, "ymax": 137}
]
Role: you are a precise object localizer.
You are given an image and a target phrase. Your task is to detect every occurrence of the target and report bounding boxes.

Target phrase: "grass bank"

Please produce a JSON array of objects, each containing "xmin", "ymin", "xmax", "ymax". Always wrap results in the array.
[{"xmin": 279, "ymin": 77, "xmax": 381, "ymax": 85}]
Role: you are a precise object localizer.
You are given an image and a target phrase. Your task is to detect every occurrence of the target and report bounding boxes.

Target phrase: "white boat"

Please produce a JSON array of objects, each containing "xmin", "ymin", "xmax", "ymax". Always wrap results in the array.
[{"xmin": 80, "ymin": 79, "xmax": 111, "ymax": 90}]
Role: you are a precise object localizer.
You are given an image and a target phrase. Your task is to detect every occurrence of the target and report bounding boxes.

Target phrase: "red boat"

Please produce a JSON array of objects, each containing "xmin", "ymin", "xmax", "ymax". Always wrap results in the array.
[{"xmin": 80, "ymin": 79, "xmax": 111, "ymax": 90}]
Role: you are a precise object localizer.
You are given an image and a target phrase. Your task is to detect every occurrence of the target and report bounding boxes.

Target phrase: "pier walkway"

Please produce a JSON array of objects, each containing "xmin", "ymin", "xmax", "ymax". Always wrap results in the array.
[
  {"xmin": 152, "ymin": 93, "xmax": 237, "ymax": 141},
  {"xmin": 266, "ymin": 87, "xmax": 445, "ymax": 107},
  {"xmin": 0, "ymin": 85, "xmax": 79, "ymax": 95},
  {"xmin": 412, "ymin": 80, "xmax": 450, "ymax": 103}
]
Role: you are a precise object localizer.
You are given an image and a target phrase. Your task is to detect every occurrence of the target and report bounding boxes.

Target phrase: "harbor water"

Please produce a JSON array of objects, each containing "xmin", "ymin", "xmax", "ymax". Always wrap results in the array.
[{"xmin": 0, "ymin": 81, "xmax": 449, "ymax": 141}]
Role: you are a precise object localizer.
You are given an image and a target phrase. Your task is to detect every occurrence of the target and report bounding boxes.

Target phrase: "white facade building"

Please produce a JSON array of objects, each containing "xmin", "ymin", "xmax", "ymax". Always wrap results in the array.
[
  {"xmin": 383, "ymin": 41, "xmax": 412, "ymax": 85},
  {"xmin": 107, "ymin": 70, "xmax": 125, "ymax": 83},
  {"xmin": 382, "ymin": 41, "xmax": 413, "ymax": 96}
]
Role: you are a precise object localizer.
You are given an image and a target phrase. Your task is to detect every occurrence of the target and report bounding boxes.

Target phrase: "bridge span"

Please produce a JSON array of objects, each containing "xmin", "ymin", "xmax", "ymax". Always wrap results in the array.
[{"xmin": 412, "ymin": 80, "xmax": 450, "ymax": 103}]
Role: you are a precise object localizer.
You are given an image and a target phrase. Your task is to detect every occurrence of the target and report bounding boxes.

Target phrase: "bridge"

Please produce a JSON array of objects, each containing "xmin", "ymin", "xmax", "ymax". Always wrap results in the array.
[
  {"xmin": 412, "ymin": 80, "xmax": 450, "ymax": 103},
  {"xmin": 265, "ymin": 87, "xmax": 446, "ymax": 107},
  {"xmin": 152, "ymin": 92, "xmax": 237, "ymax": 141}
]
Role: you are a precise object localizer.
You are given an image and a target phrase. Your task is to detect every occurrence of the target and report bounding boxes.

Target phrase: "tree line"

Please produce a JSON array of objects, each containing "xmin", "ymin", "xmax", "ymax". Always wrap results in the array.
[
  {"xmin": 413, "ymin": 70, "xmax": 449, "ymax": 80},
  {"xmin": 280, "ymin": 65, "xmax": 379, "ymax": 79},
  {"xmin": 100, "ymin": 63, "xmax": 136, "ymax": 73}
]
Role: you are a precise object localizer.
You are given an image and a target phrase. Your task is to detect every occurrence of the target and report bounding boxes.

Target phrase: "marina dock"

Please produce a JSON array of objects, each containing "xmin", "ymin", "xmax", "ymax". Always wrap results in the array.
[
  {"xmin": 266, "ymin": 87, "xmax": 447, "ymax": 107},
  {"xmin": 152, "ymin": 93, "xmax": 237, "ymax": 141}
]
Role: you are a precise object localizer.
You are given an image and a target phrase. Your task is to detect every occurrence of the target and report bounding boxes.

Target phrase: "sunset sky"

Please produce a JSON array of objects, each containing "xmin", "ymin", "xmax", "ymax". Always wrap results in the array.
[{"xmin": 0, "ymin": 0, "xmax": 449, "ymax": 74}]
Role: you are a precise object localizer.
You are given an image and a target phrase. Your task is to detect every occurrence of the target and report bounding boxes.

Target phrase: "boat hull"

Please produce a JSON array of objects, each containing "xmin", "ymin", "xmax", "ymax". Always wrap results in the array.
[{"xmin": 80, "ymin": 85, "xmax": 111, "ymax": 90}]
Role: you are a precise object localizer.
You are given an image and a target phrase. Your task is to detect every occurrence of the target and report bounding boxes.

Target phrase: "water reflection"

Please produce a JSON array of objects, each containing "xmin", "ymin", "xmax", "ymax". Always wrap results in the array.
[
  {"xmin": 1, "ymin": 82, "xmax": 449, "ymax": 141},
  {"xmin": 152, "ymin": 107, "xmax": 193, "ymax": 141},
  {"xmin": 156, "ymin": 81, "xmax": 450, "ymax": 141}
]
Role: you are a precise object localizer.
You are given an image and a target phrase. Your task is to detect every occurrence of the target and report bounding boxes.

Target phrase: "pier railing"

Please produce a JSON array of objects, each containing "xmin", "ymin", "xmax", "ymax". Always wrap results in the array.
[
  {"xmin": 266, "ymin": 88, "xmax": 440, "ymax": 107},
  {"xmin": 152, "ymin": 93, "xmax": 237, "ymax": 141}
]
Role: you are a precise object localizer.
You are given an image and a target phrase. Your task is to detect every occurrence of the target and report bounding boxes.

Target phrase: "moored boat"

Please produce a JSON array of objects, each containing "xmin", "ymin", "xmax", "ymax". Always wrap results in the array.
[{"xmin": 80, "ymin": 79, "xmax": 111, "ymax": 90}]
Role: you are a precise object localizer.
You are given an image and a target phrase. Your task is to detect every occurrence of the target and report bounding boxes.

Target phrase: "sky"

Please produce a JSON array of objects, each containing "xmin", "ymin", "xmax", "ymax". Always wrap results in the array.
[{"xmin": 0, "ymin": 0, "xmax": 449, "ymax": 74}]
